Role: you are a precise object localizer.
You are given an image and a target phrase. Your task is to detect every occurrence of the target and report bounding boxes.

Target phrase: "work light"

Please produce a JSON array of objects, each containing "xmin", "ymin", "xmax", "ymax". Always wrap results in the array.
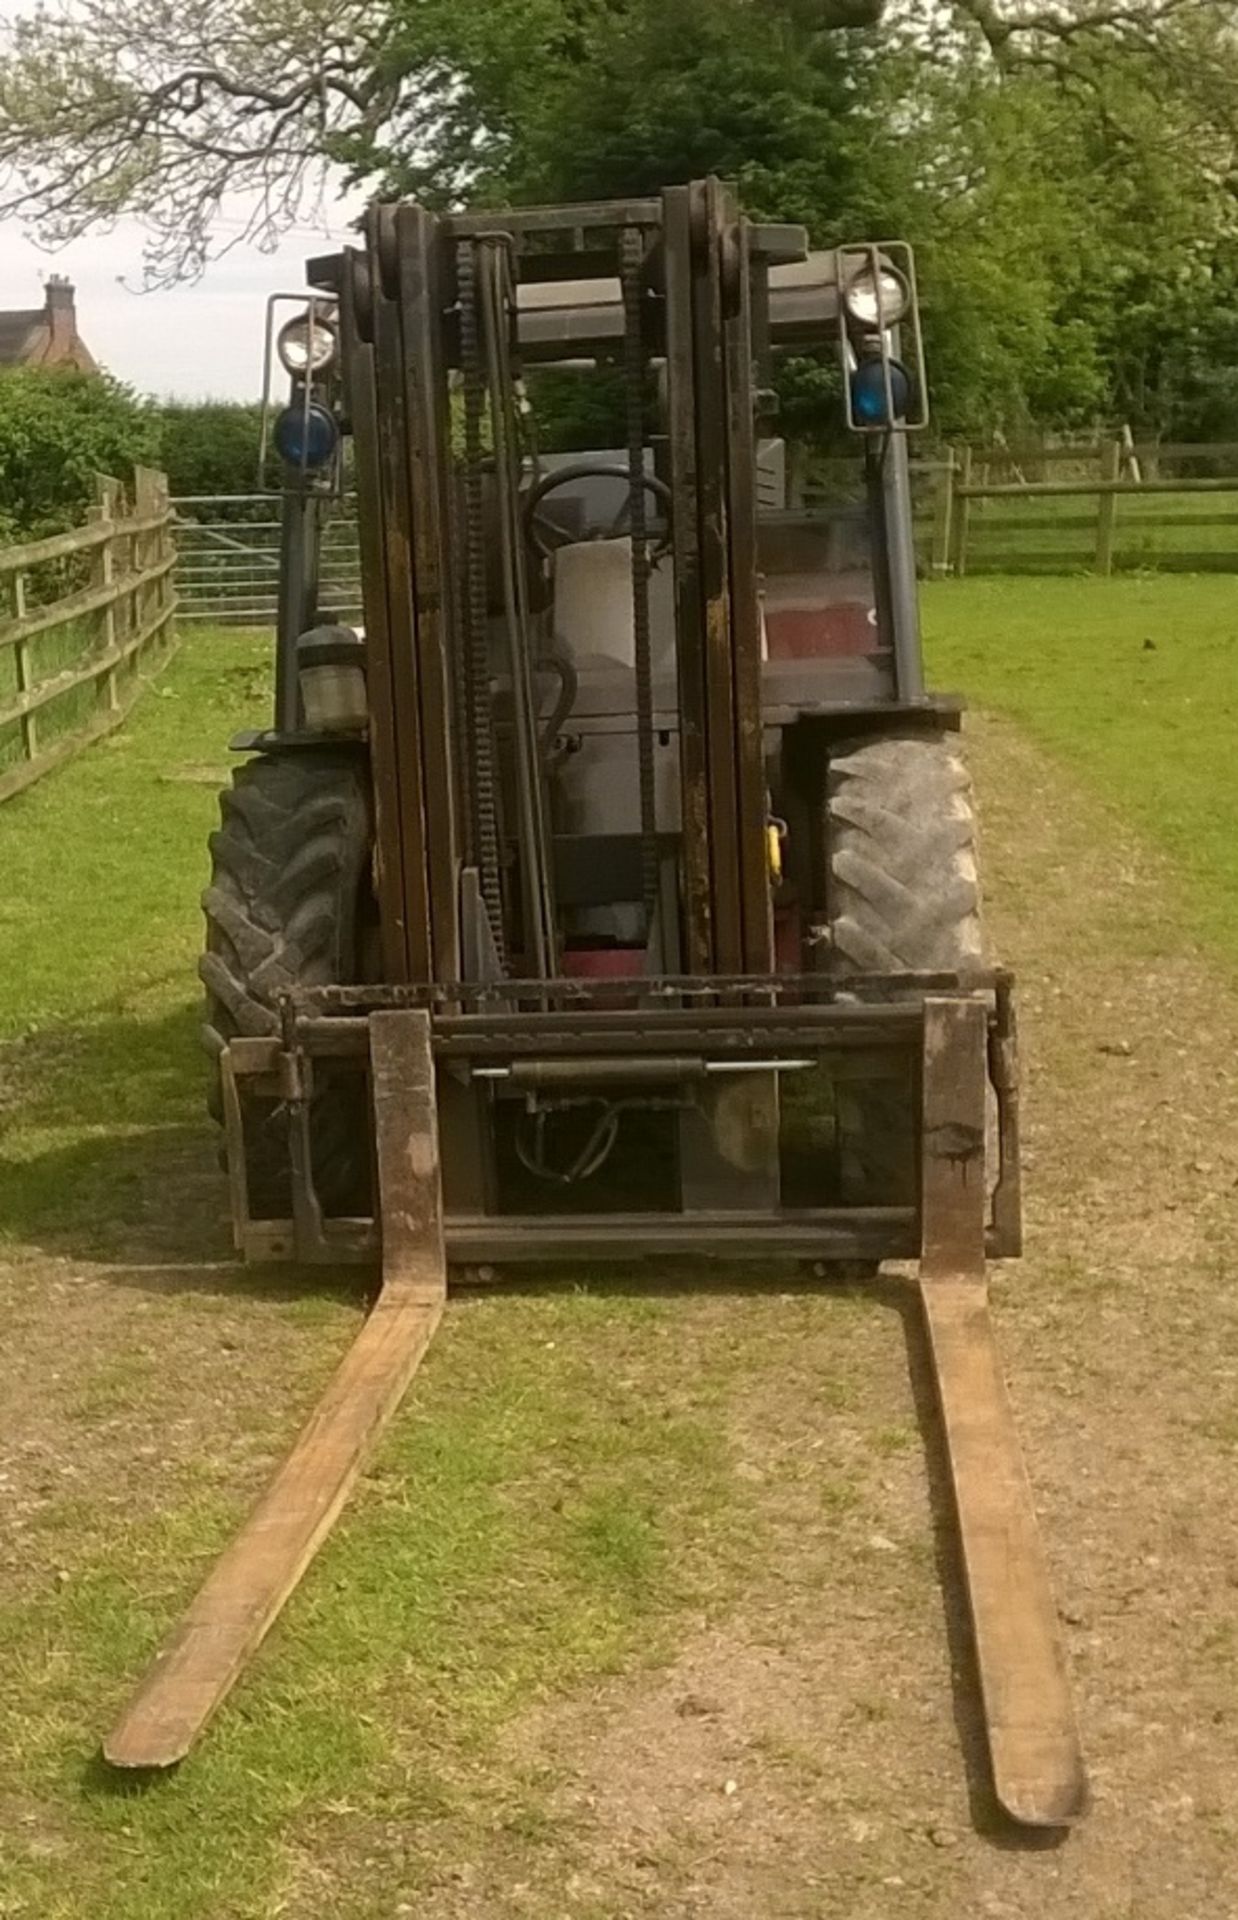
[
  {"xmin": 843, "ymin": 261, "xmax": 909, "ymax": 332},
  {"xmin": 276, "ymin": 308, "xmax": 338, "ymax": 377}
]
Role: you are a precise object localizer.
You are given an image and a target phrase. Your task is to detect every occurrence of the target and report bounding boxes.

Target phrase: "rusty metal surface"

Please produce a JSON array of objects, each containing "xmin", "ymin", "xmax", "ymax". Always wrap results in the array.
[
  {"xmin": 370, "ymin": 1008, "xmax": 448, "ymax": 1299},
  {"xmin": 238, "ymin": 1212, "xmax": 1015, "ymax": 1268},
  {"xmin": 445, "ymin": 1210, "xmax": 914, "ymax": 1261},
  {"xmin": 444, "ymin": 199, "xmax": 663, "ymax": 239},
  {"xmin": 476, "ymin": 234, "xmax": 558, "ymax": 978},
  {"xmin": 220, "ymin": 977, "xmax": 1019, "ymax": 1283},
  {"xmin": 241, "ymin": 1208, "xmax": 917, "ymax": 1264},
  {"xmin": 218, "ymin": 1049, "xmax": 252, "ymax": 1257},
  {"xmin": 367, "ymin": 205, "xmax": 434, "ymax": 979},
  {"xmin": 396, "ymin": 205, "xmax": 461, "ymax": 980},
  {"xmin": 219, "ymin": 978, "xmax": 1019, "ymax": 1265},
  {"xmin": 920, "ymin": 996, "xmax": 988, "ymax": 1277},
  {"xmin": 339, "ymin": 248, "xmax": 412, "ymax": 980},
  {"xmin": 720, "ymin": 193, "xmax": 773, "ymax": 974},
  {"xmin": 918, "ymin": 997, "xmax": 1086, "ymax": 1826},
  {"xmin": 659, "ymin": 182, "xmax": 772, "ymax": 976},
  {"xmin": 221, "ymin": 999, "xmax": 1019, "ymax": 1268},
  {"xmin": 663, "ymin": 185, "xmax": 713, "ymax": 973},
  {"xmin": 103, "ymin": 1011, "xmax": 448, "ymax": 1771},
  {"xmin": 989, "ymin": 974, "xmax": 1024, "ymax": 1257},
  {"xmin": 295, "ymin": 1016, "xmax": 952, "ymax": 1063},
  {"xmin": 294, "ymin": 968, "xmax": 1010, "ymax": 1010},
  {"xmin": 692, "ymin": 179, "xmax": 744, "ymax": 975}
]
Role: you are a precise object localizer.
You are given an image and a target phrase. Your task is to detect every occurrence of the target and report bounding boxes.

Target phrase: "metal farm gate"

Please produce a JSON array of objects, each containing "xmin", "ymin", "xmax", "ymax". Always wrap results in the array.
[{"xmin": 173, "ymin": 494, "xmax": 361, "ymax": 624}]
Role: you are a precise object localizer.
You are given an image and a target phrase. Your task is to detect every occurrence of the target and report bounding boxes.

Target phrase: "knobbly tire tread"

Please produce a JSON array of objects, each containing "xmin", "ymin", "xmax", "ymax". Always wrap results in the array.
[
  {"xmin": 201, "ymin": 751, "xmax": 372, "ymax": 1217},
  {"xmin": 825, "ymin": 729, "xmax": 984, "ymax": 1204}
]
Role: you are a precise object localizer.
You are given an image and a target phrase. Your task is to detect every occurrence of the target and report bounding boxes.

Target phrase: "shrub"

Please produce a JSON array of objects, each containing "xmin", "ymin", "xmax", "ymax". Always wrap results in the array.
[{"xmin": 0, "ymin": 368, "xmax": 158, "ymax": 544}]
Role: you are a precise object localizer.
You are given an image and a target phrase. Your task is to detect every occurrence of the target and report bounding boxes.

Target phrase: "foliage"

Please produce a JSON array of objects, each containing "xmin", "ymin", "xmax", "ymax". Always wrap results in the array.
[
  {"xmin": 1, "ymin": 0, "xmax": 1237, "ymax": 441},
  {"xmin": 0, "ymin": 367, "xmax": 158, "ymax": 543},
  {"xmin": 359, "ymin": 0, "xmax": 868, "ymax": 218},
  {"xmin": 525, "ymin": 366, "xmax": 630, "ymax": 456},
  {"xmin": 153, "ymin": 399, "xmax": 274, "ymax": 505},
  {"xmin": 2, "ymin": 0, "xmax": 1232, "ymax": 277},
  {"xmin": 0, "ymin": 378, "xmax": 280, "ymax": 540},
  {"xmin": 1047, "ymin": 61, "xmax": 1238, "ymax": 443}
]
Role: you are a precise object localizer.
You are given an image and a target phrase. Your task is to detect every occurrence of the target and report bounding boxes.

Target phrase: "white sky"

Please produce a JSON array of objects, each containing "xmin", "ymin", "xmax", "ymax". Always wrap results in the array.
[
  {"xmin": 0, "ymin": 0, "xmax": 372, "ymax": 398},
  {"xmin": 0, "ymin": 193, "xmax": 368, "ymax": 400}
]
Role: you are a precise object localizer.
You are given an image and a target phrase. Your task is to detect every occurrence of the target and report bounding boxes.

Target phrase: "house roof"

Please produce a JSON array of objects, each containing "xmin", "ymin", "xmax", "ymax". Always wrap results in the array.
[{"xmin": 0, "ymin": 310, "xmax": 44, "ymax": 365}]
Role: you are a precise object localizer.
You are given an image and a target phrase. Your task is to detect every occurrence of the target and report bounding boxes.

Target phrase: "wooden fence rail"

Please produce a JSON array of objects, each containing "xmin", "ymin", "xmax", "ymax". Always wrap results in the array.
[
  {"xmin": 929, "ymin": 436, "xmax": 1238, "ymax": 577},
  {"xmin": 0, "ymin": 468, "xmax": 177, "ymax": 805}
]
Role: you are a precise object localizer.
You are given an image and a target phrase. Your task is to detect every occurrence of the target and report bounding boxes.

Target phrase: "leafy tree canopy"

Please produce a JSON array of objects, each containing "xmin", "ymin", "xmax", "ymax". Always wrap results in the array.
[
  {"xmin": 154, "ymin": 400, "xmax": 274, "ymax": 502},
  {"xmin": 1, "ymin": 0, "xmax": 1236, "ymax": 440},
  {"xmin": 0, "ymin": 368, "xmax": 157, "ymax": 542}
]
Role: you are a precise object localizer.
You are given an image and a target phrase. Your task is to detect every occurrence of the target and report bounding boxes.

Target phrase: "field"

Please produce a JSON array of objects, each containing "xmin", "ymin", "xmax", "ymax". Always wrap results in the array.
[{"xmin": 3, "ymin": 576, "xmax": 1238, "ymax": 1918}]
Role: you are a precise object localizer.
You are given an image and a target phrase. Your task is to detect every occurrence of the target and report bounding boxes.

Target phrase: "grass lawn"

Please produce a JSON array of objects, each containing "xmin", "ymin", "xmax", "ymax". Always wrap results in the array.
[
  {"xmin": 1, "ymin": 577, "xmax": 1237, "ymax": 1917},
  {"xmin": 924, "ymin": 573, "xmax": 1238, "ymax": 963},
  {"xmin": 0, "ymin": 634, "xmax": 269, "ymax": 1255},
  {"xmin": 0, "ymin": 629, "xmax": 795, "ymax": 1918}
]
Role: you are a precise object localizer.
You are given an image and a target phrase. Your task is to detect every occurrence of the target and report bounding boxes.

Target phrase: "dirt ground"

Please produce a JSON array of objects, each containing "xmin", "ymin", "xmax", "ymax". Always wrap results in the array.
[
  {"xmin": 5, "ymin": 708, "xmax": 1238, "ymax": 1918},
  {"xmin": 505, "ymin": 710, "xmax": 1238, "ymax": 1920}
]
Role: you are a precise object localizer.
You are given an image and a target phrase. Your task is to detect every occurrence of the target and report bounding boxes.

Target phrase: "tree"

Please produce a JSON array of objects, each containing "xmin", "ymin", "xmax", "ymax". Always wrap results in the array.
[
  {"xmin": 0, "ymin": 368, "xmax": 157, "ymax": 542},
  {"xmin": 2, "ymin": 0, "xmax": 1233, "ymax": 284},
  {"xmin": 352, "ymin": 0, "xmax": 866, "ymax": 218},
  {"xmin": 834, "ymin": 29, "xmax": 1238, "ymax": 439},
  {"xmin": 2, "ymin": 0, "xmax": 1236, "ymax": 441}
]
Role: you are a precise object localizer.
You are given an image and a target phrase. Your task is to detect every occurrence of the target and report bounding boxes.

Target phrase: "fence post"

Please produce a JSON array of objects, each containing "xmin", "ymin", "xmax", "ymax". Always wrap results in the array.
[
  {"xmin": 155, "ymin": 471, "xmax": 173, "ymax": 636},
  {"xmin": 133, "ymin": 466, "xmax": 162, "ymax": 645},
  {"xmin": 12, "ymin": 570, "xmax": 37, "ymax": 767},
  {"xmin": 1095, "ymin": 437, "xmax": 1121, "ymax": 576},
  {"xmin": 148, "ymin": 469, "xmax": 176, "ymax": 643},
  {"xmin": 951, "ymin": 443, "xmax": 973, "ymax": 577},
  {"xmin": 91, "ymin": 473, "xmax": 123, "ymax": 710},
  {"xmin": 930, "ymin": 451, "xmax": 956, "ymax": 576}
]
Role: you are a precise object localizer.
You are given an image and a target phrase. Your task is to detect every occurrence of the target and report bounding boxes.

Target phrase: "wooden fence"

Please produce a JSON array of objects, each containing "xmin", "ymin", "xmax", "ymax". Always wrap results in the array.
[
  {"xmin": 926, "ymin": 437, "xmax": 1238, "ymax": 577},
  {"xmin": 169, "ymin": 439, "xmax": 1238, "ymax": 628},
  {"xmin": 0, "ymin": 468, "xmax": 177, "ymax": 805}
]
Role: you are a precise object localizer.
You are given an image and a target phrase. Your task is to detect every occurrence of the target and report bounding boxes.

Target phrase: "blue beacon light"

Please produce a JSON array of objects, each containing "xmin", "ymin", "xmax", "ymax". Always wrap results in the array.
[{"xmin": 273, "ymin": 399, "xmax": 339, "ymax": 469}]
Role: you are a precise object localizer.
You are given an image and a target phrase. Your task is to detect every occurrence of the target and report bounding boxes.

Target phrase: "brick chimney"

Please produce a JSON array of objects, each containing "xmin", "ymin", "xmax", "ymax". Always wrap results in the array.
[{"xmin": 45, "ymin": 274, "xmax": 76, "ymax": 353}]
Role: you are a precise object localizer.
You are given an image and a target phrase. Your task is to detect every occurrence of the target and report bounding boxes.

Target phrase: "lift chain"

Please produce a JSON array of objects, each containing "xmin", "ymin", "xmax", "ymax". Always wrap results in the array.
[{"xmin": 458, "ymin": 240, "xmax": 506, "ymax": 964}]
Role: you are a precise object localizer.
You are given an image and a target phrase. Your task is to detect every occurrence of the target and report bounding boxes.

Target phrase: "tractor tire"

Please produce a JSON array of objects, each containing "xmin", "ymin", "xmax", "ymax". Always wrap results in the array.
[
  {"xmin": 200, "ymin": 750, "xmax": 373, "ymax": 1219},
  {"xmin": 824, "ymin": 729, "xmax": 983, "ymax": 1205}
]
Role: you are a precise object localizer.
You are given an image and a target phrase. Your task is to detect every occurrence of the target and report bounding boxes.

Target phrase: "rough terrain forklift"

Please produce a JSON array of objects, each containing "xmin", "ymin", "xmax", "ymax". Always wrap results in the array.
[{"xmin": 105, "ymin": 181, "xmax": 1086, "ymax": 1827}]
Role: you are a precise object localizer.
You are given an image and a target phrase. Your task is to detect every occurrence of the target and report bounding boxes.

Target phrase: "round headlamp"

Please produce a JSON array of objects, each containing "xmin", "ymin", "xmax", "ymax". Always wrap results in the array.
[
  {"xmin": 277, "ymin": 308, "xmax": 338, "ymax": 377},
  {"xmin": 843, "ymin": 261, "xmax": 909, "ymax": 332}
]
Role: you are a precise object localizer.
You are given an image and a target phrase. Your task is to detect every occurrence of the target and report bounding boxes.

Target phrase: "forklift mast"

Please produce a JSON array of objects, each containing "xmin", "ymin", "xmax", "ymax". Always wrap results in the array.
[{"xmin": 266, "ymin": 183, "xmax": 934, "ymax": 993}]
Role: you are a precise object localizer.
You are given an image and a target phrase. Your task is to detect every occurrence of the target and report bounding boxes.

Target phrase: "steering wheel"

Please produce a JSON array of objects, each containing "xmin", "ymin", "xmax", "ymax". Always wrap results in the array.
[{"xmin": 523, "ymin": 461, "xmax": 673, "ymax": 563}]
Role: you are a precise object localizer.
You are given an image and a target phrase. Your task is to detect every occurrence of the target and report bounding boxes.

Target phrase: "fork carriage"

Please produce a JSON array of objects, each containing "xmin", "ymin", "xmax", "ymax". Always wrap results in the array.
[{"xmin": 218, "ymin": 971, "xmax": 1022, "ymax": 1268}]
